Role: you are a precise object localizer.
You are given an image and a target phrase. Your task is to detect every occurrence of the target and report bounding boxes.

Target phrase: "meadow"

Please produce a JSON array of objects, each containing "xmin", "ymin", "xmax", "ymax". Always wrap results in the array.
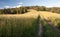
[
  {"xmin": 0, "ymin": 11, "xmax": 39, "ymax": 37},
  {"xmin": 0, "ymin": 9, "xmax": 60, "ymax": 37}
]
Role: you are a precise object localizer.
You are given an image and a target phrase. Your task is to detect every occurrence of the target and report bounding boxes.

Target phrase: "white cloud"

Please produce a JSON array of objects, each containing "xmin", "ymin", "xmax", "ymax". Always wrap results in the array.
[
  {"xmin": 12, "ymin": 5, "xmax": 22, "ymax": 8},
  {"xmin": 16, "ymin": 5, "xmax": 22, "ymax": 7},
  {"xmin": 4, "ymin": 2, "xmax": 23, "ymax": 8},
  {"xmin": 45, "ymin": 3, "xmax": 60, "ymax": 8},
  {"xmin": 4, "ymin": 5, "xmax": 22, "ymax": 8},
  {"xmin": 4, "ymin": 6, "xmax": 10, "ymax": 8},
  {"xmin": 45, "ymin": 6, "xmax": 54, "ymax": 8}
]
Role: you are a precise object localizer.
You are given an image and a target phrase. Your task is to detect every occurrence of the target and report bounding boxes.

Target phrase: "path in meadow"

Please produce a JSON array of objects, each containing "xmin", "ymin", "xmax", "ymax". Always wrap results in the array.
[
  {"xmin": 29, "ymin": 9, "xmax": 60, "ymax": 37},
  {"xmin": 39, "ymin": 11, "xmax": 60, "ymax": 37},
  {"xmin": 28, "ymin": 10, "xmax": 60, "ymax": 37}
]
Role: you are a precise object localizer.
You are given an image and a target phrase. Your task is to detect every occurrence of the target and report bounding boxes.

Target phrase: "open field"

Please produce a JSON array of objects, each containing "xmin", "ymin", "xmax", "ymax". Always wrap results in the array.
[
  {"xmin": 0, "ymin": 10, "xmax": 39, "ymax": 37},
  {"xmin": 0, "ymin": 9, "xmax": 60, "ymax": 37},
  {"xmin": 39, "ymin": 11, "xmax": 60, "ymax": 20}
]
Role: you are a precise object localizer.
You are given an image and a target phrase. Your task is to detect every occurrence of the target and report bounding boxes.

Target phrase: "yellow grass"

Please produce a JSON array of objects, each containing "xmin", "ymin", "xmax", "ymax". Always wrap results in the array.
[
  {"xmin": 0, "ymin": 9, "xmax": 60, "ymax": 37},
  {"xmin": 39, "ymin": 11, "xmax": 60, "ymax": 20},
  {"xmin": 0, "ymin": 9, "xmax": 39, "ymax": 18},
  {"xmin": 0, "ymin": 9, "xmax": 39, "ymax": 37},
  {"xmin": 1, "ymin": 9, "xmax": 60, "ymax": 20}
]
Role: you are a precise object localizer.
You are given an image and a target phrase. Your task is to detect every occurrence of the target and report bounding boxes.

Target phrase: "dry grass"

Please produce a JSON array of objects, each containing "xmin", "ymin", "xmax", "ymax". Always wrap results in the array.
[
  {"xmin": 0, "ymin": 9, "xmax": 39, "ymax": 37},
  {"xmin": 0, "ymin": 9, "xmax": 60, "ymax": 37},
  {"xmin": 39, "ymin": 11, "xmax": 60, "ymax": 20}
]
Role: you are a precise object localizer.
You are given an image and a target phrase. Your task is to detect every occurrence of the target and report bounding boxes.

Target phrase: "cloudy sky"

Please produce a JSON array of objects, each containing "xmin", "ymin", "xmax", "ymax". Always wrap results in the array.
[{"xmin": 0, "ymin": 0, "xmax": 60, "ymax": 9}]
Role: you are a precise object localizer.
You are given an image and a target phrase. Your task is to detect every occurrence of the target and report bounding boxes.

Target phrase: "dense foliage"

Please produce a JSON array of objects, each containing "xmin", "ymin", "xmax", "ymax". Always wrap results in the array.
[
  {"xmin": 0, "ymin": 7, "xmax": 28, "ymax": 14},
  {"xmin": 0, "ymin": 6, "xmax": 60, "ymax": 14}
]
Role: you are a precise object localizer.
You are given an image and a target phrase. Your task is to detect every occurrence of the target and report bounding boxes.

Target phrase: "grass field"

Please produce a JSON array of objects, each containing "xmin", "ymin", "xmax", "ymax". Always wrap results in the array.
[
  {"xmin": 0, "ymin": 9, "xmax": 60, "ymax": 37},
  {"xmin": 42, "ymin": 20, "xmax": 57, "ymax": 37},
  {"xmin": 0, "ymin": 10, "xmax": 39, "ymax": 37},
  {"xmin": 39, "ymin": 11, "xmax": 60, "ymax": 29}
]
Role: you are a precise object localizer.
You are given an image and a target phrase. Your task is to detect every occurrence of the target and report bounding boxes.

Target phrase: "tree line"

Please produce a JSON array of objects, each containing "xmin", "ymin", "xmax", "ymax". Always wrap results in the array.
[
  {"xmin": 0, "ymin": 6, "xmax": 60, "ymax": 14},
  {"xmin": 0, "ymin": 7, "xmax": 28, "ymax": 14}
]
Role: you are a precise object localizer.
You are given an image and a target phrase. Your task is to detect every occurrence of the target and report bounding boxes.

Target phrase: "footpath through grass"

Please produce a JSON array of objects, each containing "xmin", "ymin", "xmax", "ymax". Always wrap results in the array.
[{"xmin": 0, "ymin": 10, "xmax": 60, "ymax": 37}]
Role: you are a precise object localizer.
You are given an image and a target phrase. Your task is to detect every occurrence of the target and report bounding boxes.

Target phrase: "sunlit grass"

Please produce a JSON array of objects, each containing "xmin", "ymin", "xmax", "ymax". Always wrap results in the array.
[
  {"xmin": 0, "ymin": 9, "xmax": 60, "ymax": 37},
  {"xmin": 0, "ymin": 11, "xmax": 39, "ymax": 37}
]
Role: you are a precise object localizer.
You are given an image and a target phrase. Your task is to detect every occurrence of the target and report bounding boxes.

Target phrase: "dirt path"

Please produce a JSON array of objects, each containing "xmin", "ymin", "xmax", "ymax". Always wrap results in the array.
[
  {"xmin": 37, "ymin": 15, "xmax": 43, "ymax": 37},
  {"xmin": 38, "ymin": 11, "xmax": 60, "ymax": 37},
  {"xmin": 28, "ymin": 10, "xmax": 60, "ymax": 37}
]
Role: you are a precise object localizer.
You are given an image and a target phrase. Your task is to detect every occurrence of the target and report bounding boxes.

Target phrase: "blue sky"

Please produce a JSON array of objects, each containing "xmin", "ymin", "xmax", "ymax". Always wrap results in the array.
[{"xmin": 0, "ymin": 0, "xmax": 60, "ymax": 9}]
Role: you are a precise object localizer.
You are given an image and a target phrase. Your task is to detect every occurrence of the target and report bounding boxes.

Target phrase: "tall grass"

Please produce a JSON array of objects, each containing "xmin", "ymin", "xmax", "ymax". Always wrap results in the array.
[
  {"xmin": 48, "ymin": 17, "xmax": 60, "ymax": 30},
  {"xmin": 0, "ymin": 15, "xmax": 39, "ymax": 37},
  {"xmin": 48, "ymin": 17, "xmax": 58, "ymax": 26},
  {"xmin": 42, "ymin": 20, "xmax": 57, "ymax": 37}
]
